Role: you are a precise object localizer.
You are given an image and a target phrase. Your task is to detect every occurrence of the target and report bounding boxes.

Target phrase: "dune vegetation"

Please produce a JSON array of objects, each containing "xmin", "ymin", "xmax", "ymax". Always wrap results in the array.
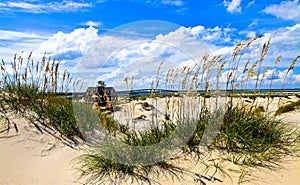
[
  {"xmin": 0, "ymin": 53, "xmax": 83, "ymax": 142},
  {"xmin": 275, "ymin": 99, "xmax": 300, "ymax": 116},
  {"xmin": 1, "ymin": 36, "xmax": 300, "ymax": 184}
]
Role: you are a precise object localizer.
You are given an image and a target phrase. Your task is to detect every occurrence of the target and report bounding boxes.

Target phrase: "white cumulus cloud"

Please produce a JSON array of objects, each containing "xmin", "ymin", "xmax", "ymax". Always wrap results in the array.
[
  {"xmin": 38, "ymin": 26, "xmax": 99, "ymax": 60},
  {"xmin": 263, "ymin": 0, "xmax": 300, "ymax": 22},
  {"xmin": 223, "ymin": 0, "xmax": 242, "ymax": 13},
  {"xmin": 0, "ymin": 30, "xmax": 49, "ymax": 61},
  {"xmin": 2, "ymin": 23, "xmax": 296, "ymax": 90},
  {"xmin": 267, "ymin": 24, "xmax": 300, "ymax": 58}
]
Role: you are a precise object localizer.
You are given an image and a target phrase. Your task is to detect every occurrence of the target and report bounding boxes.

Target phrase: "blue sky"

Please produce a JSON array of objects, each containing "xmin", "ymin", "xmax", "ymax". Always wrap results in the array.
[{"xmin": 0, "ymin": 0, "xmax": 300, "ymax": 90}]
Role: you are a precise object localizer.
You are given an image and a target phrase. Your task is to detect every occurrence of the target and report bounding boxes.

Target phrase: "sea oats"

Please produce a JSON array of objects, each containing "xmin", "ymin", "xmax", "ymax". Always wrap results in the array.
[{"xmin": 242, "ymin": 60, "xmax": 250, "ymax": 74}]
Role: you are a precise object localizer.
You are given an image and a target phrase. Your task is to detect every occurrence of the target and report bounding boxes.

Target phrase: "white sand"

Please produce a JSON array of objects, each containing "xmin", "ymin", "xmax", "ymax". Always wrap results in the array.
[
  {"xmin": 115, "ymin": 96, "xmax": 300, "ymax": 185},
  {"xmin": 0, "ymin": 114, "xmax": 85, "ymax": 185},
  {"xmin": 0, "ymin": 96, "xmax": 299, "ymax": 185}
]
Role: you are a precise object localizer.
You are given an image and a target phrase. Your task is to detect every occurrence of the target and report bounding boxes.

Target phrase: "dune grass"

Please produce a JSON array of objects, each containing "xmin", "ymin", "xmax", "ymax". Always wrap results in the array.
[
  {"xmin": 0, "ymin": 53, "xmax": 82, "ymax": 140},
  {"xmin": 1, "ymin": 36, "xmax": 300, "ymax": 184},
  {"xmin": 75, "ymin": 149, "xmax": 185, "ymax": 185},
  {"xmin": 215, "ymin": 105, "xmax": 297, "ymax": 166},
  {"xmin": 74, "ymin": 36, "xmax": 300, "ymax": 184},
  {"xmin": 74, "ymin": 121, "xmax": 184, "ymax": 185}
]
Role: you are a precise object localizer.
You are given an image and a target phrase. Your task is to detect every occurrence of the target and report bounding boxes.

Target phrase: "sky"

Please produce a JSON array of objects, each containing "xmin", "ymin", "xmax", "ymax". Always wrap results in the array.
[{"xmin": 0, "ymin": 0, "xmax": 300, "ymax": 90}]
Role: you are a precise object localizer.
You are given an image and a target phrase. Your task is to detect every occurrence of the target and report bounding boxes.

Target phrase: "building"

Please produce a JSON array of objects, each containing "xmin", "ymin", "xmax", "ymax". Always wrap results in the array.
[{"xmin": 84, "ymin": 81, "xmax": 118, "ymax": 109}]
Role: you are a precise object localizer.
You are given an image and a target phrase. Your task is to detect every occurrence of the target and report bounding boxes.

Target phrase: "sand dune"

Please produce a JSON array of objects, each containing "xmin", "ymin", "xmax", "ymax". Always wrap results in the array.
[
  {"xmin": 0, "ymin": 96, "xmax": 299, "ymax": 185},
  {"xmin": 0, "ymin": 114, "xmax": 85, "ymax": 185}
]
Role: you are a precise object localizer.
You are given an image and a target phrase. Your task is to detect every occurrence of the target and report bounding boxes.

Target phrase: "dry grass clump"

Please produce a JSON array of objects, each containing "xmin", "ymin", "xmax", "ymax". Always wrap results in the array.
[
  {"xmin": 0, "ymin": 52, "xmax": 82, "ymax": 140},
  {"xmin": 75, "ymin": 36, "xmax": 300, "ymax": 184}
]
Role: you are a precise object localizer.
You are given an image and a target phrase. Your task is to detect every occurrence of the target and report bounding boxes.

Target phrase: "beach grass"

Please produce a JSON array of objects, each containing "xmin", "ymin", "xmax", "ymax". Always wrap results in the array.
[
  {"xmin": 215, "ymin": 105, "xmax": 297, "ymax": 166},
  {"xmin": 74, "ymin": 36, "xmax": 300, "ymax": 184},
  {"xmin": 0, "ymin": 53, "xmax": 82, "ymax": 140},
  {"xmin": 1, "ymin": 36, "xmax": 300, "ymax": 184}
]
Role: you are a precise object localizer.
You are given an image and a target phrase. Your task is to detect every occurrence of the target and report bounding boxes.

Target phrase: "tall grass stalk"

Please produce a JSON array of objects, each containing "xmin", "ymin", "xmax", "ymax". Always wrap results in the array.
[
  {"xmin": 2, "ymin": 37, "xmax": 299, "ymax": 185},
  {"xmin": 0, "ymin": 53, "xmax": 81, "ymax": 140}
]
